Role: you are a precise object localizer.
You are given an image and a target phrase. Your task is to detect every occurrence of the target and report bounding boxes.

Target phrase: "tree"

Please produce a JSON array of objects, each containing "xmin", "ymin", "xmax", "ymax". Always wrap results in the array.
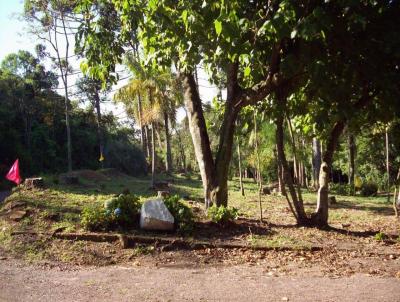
[
  {"xmin": 75, "ymin": 0, "xmax": 310, "ymax": 207},
  {"xmin": 76, "ymin": 0, "xmax": 400, "ymax": 215},
  {"xmin": 76, "ymin": 76, "xmax": 111, "ymax": 166},
  {"xmin": 281, "ymin": 1, "xmax": 400, "ymax": 226},
  {"xmin": 114, "ymin": 55, "xmax": 181, "ymax": 182},
  {"xmin": 348, "ymin": 133, "xmax": 356, "ymax": 195},
  {"xmin": 24, "ymin": 0, "xmax": 79, "ymax": 172},
  {"xmin": 1, "ymin": 50, "xmax": 56, "ymax": 151}
]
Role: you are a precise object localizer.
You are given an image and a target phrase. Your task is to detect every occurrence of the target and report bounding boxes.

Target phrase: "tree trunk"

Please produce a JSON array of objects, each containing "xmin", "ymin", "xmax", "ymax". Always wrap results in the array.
[
  {"xmin": 182, "ymin": 66, "xmax": 241, "ymax": 207},
  {"xmin": 312, "ymin": 138, "xmax": 321, "ymax": 189},
  {"xmin": 312, "ymin": 121, "xmax": 345, "ymax": 227},
  {"xmin": 164, "ymin": 111, "xmax": 173, "ymax": 174},
  {"xmin": 155, "ymin": 126, "xmax": 163, "ymax": 151},
  {"xmin": 151, "ymin": 122, "xmax": 156, "ymax": 187},
  {"xmin": 275, "ymin": 113, "xmax": 308, "ymax": 225},
  {"xmin": 236, "ymin": 136, "xmax": 245, "ymax": 196},
  {"xmin": 286, "ymin": 117, "xmax": 304, "ymax": 203},
  {"xmin": 94, "ymin": 91, "xmax": 105, "ymax": 167},
  {"xmin": 394, "ymin": 167, "xmax": 400, "ymax": 218},
  {"xmin": 213, "ymin": 63, "xmax": 243, "ymax": 207},
  {"xmin": 182, "ymin": 73, "xmax": 216, "ymax": 207},
  {"xmin": 348, "ymin": 133, "xmax": 355, "ymax": 195},
  {"xmin": 275, "ymin": 146, "xmax": 283, "ymax": 194},
  {"xmin": 145, "ymin": 125, "xmax": 151, "ymax": 158},
  {"xmin": 64, "ymin": 86, "xmax": 72, "ymax": 172},
  {"xmin": 137, "ymin": 93, "xmax": 147, "ymax": 155},
  {"xmin": 176, "ymin": 128, "xmax": 186, "ymax": 172},
  {"xmin": 254, "ymin": 110, "xmax": 263, "ymax": 221},
  {"xmin": 385, "ymin": 127, "xmax": 390, "ymax": 203}
]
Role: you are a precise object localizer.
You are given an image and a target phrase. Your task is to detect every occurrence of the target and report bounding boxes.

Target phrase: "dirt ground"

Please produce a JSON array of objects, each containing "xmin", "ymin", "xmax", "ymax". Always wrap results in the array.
[{"xmin": 0, "ymin": 258, "xmax": 399, "ymax": 302}]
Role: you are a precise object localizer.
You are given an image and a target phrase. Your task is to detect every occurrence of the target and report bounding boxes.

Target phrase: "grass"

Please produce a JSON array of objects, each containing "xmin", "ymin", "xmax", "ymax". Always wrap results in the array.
[{"xmin": 0, "ymin": 169, "xmax": 399, "ymax": 262}]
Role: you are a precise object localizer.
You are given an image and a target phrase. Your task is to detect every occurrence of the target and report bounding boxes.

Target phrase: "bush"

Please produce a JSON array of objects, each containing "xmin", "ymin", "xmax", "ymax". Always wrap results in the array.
[
  {"xmin": 81, "ymin": 204, "xmax": 111, "ymax": 231},
  {"xmin": 163, "ymin": 195, "xmax": 194, "ymax": 233},
  {"xmin": 207, "ymin": 205, "xmax": 239, "ymax": 224},
  {"xmin": 360, "ymin": 181, "xmax": 378, "ymax": 197},
  {"xmin": 104, "ymin": 194, "xmax": 141, "ymax": 227},
  {"xmin": 330, "ymin": 183, "xmax": 351, "ymax": 196},
  {"xmin": 81, "ymin": 193, "xmax": 141, "ymax": 231}
]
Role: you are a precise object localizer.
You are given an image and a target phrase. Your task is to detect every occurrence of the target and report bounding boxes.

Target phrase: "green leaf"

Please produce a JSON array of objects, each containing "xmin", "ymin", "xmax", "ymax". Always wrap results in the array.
[
  {"xmin": 244, "ymin": 66, "xmax": 251, "ymax": 77},
  {"xmin": 214, "ymin": 19, "xmax": 222, "ymax": 36},
  {"xmin": 181, "ymin": 10, "xmax": 188, "ymax": 29}
]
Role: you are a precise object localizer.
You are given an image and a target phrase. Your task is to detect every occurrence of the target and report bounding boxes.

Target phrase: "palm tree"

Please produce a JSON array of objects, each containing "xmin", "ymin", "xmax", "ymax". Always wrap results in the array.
[{"xmin": 114, "ymin": 54, "xmax": 182, "ymax": 184}]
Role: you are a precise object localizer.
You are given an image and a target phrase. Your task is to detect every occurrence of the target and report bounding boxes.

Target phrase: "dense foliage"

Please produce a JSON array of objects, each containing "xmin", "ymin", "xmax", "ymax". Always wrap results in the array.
[
  {"xmin": 163, "ymin": 195, "xmax": 194, "ymax": 233},
  {"xmin": 0, "ymin": 50, "xmax": 146, "ymax": 188},
  {"xmin": 81, "ymin": 193, "xmax": 141, "ymax": 231}
]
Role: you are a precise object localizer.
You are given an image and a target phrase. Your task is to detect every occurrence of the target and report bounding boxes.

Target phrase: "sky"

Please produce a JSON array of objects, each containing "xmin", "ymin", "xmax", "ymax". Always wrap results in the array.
[
  {"xmin": 0, "ymin": 1, "xmax": 220, "ymax": 122},
  {"xmin": 0, "ymin": 1, "xmax": 33, "ymax": 61}
]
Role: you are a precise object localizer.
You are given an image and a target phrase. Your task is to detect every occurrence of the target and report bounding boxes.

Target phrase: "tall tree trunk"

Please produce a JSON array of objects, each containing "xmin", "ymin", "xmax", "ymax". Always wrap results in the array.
[
  {"xmin": 286, "ymin": 117, "xmax": 304, "ymax": 203},
  {"xmin": 348, "ymin": 133, "xmax": 355, "ymax": 195},
  {"xmin": 393, "ymin": 167, "xmax": 400, "ymax": 218},
  {"xmin": 94, "ymin": 91, "xmax": 105, "ymax": 168},
  {"xmin": 275, "ymin": 146, "xmax": 283, "ymax": 194},
  {"xmin": 276, "ymin": 113, "xmax": 308, "ymax": 225},
  {"xmin": 155, "ymin": 127, "xmax": 163, "ymax": 151},
  {"xmin": 236, "ymin": 136, "xmax": 245, "ymax": 196},
  {"xmin": 137, "ymin": 93, "xmax": 146, "ymax": 155},
  {"xmin": 213, "ymin": 63, "xmax": 242, "ymax": 206},
  {"xmin": 164, "ymin": 111, "xmax": 173, "ymax": 174},
  {"xmin": 254, "ymin": 110, "xmax": 263, "ymax": 221},
  {"xmin": 312, "ymin": 121, "xmax": 345, "ymax": 227},
  {"xmin": 312, "ymin": 138, "xmax": 321, "ymax": 189},
  {"xmin": 145, "ymin": 125, "xmax": 151, "ymax": 158},
  {"xmin": 64, "ymin": 85, "xmax": 72, "ymax": 172},
  {"xmin": 385, "ymin": 127, "xmax": 390, "ymax": 203},
  {"xmin": 151, "ymin": 122, "xmax": 156, "ymax": 187},
  {"xmin": 182, "ymin": 66, "xmax": 241, "ymax": 207},
  {"xmin": 182, "ymin": 73, "xmax": 216, "ymax": 207},
  {"xmin": 176, "ymin": 128, "xmax": 186, "ymax": 172},
  {"xmin": 148, "ymin": 88, "xmax": 156, "ymax": 187},
  {"xmin": 182, "ymin": 58, "xmax": 276, "ymax": 207}
]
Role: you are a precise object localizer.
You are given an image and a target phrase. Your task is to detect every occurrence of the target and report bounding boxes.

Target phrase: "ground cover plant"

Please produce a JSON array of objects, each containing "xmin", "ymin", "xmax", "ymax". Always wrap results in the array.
[{"xmin": 0, "ymin": 169, "xmax": 398, "ymax": 279}]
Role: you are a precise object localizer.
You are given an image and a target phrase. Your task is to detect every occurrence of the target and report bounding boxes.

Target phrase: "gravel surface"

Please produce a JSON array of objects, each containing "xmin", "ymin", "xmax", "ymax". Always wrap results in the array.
[{"xmin": 0, "ymin": 258, "xmax": 399, "ymax": 302}]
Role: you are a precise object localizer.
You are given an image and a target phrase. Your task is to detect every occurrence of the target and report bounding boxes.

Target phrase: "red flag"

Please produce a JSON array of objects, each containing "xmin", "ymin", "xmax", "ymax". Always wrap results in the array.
[{"xmin": 6, "ymin": 159, "xmax": 22, "ymax": 185}]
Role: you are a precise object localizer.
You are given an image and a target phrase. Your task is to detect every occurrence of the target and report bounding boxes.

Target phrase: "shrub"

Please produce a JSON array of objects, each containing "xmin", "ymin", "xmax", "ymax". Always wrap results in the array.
[
  {"xmin": 104, "ymin": 194, "xmax": 141, "ymax": 228},
  {"xmin": 163, "ymin": 195, "xmax": 194, "ymax": 233},
  {"xmin": 374, "ymin": 232, "xmax": 387, "ymax": 241},
  {"xmin": 81, "ymin": 193, "xmax": 141, "ymax": 231},
  {"xmin": 360, "ymin": 181, "xmax": 378, "ymax": 197},
  {"xmin": 207, "ymin": 205, "xmax": 239, "ymax": 224},
  {"xmin": 330, "ymin": 183, "xmax": 351, "ymax": 196},
  {"xmin": 81, "ymin": 204, "xmax": 110, "ymax": 231}
]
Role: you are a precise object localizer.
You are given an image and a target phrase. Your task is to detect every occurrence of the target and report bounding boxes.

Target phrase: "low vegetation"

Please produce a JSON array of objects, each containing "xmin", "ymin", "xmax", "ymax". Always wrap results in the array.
[{"xmin": 0, "ymin": 169, "xmax": 398, "ymax": 269}]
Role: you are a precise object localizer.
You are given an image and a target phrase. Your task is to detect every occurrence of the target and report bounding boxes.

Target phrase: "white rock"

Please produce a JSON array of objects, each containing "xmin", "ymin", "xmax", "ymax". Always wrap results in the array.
[{"xmin": 140, "ymin": 199, "xmax": 174, "ymax": 231}]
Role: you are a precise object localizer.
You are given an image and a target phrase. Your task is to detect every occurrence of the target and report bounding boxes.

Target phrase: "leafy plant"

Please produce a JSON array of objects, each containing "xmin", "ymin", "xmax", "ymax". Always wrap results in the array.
[
  {"xmin": 374, "ymin": 232, "xmax": 387, "ymax": 241},
  {"xmin": 163, "ymin": 195, "xmax": 194, "ymax": 234},
  {"xmin": 360, "ymin": 181, "xmax": 378, "ymax": 197},
  {"xmin": 207, "ymin": 205, "xmax": 239, "ymax": 224},
  {"xmin": 330, "ymin": 183, "xmax": 351, "ymax": 196},
  {"xmin": 81, "ymin": 203, "xmax": 110, "ymax": 231},
  {"xmin": 104, "ymin": 194, "xmax": 141, "ymax": 227},
  {"xmin": 81, "ymin": 193, "xmax": 141, "ymax": 231}
]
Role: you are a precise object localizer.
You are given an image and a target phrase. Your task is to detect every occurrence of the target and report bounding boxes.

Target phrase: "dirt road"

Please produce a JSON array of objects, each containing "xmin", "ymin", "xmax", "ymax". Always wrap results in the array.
[{"xmin": 0, "ymin": 259, "xmax": 399, "ymax": 302}]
